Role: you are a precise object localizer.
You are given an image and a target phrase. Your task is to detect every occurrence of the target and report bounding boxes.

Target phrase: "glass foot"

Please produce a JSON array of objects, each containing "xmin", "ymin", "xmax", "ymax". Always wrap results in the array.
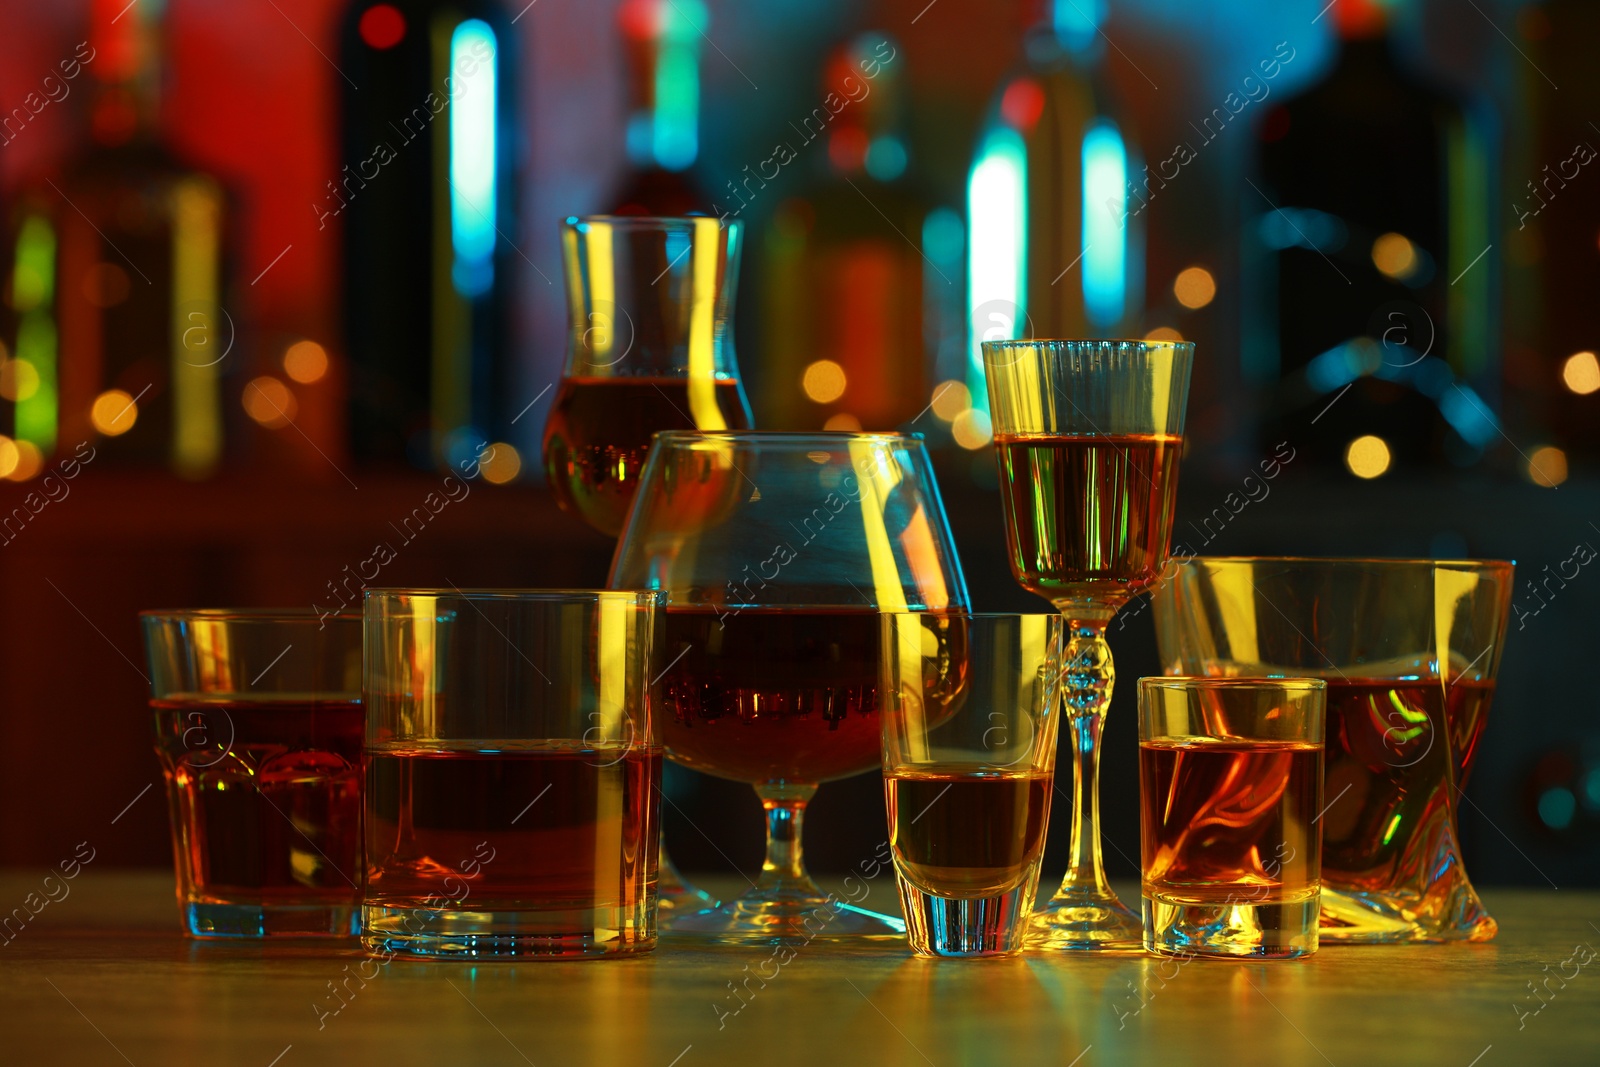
[
  {"xmin": 658, "ymin": 840, "xmax": 720, "ymax": 916},
  {"xmin": 1319, "ymin": 886, "xmax": 1498, "ymax": 943},
  {"xmin": 1028, "ymin": 886, "xmax": 1143, "ymax": 951},
  {"xmin": 664, "ymin": 885, "xmax": 905, "ymax": 943},
  {"xmin": 185, "ymin": 900, "xmax": 358, "ymax": 938}
]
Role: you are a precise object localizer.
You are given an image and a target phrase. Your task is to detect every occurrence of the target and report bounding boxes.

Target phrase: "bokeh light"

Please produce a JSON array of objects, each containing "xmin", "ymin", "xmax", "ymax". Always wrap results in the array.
[
  {"xmin": 243, "ymin": 376, "xmax": 297, "ymax": 428},
  {"xmin": 1560, "ymin": 351, "xmax": 1600, "ymax": 395},
  {"xmin": 952, "ymin": 408, "xmax": 992, "ymax": 450},
  {"xmin": 1173, "ymin": 267, "xmax": 1216, "ymax": 309},
  {"xmin": 1144, "ymin": 326, "xmax": 1184, "ymax": 342},
  {"xmin": 479, "ymin": 442, "xmax": 522, "ymax": 484},
  {"xmin": 823, "ymin": 413, "xmax": 862, "ymax": 432},
  {"xmin": 90, "ymin": 389, "xmax": 139, "ymax": 436},
  {"xmin": 0, "ymin": 359, "xmax": 40, "ymax": 402},
  {"xmin": 7, "ymin": 440, "xmax": 43, "ymax": 481},
  {"xmin": 1344, "ymin": 435, "xmax": 1391, "ymax": 479},
  {"xmin": 802, "ymin": 360, "xmax": 847, "ymax": 404},
  {"xmin": 1371, "ymin": 232, "xmax": 1418, "ymax": 280},
  {"xmin": 930, "ymin": 380, "xmax": 971, "ymax": 422},
  {"xmin": 1528, "ymin": 446, "xmax": 1568, "ymax": 488},
  {"xmin": 0, "ymin": 436, "xmax": 17, "ymax": 479},
  {"xmin": 283, "ymin": 340, "xmax": 330, "ymax": 384}
]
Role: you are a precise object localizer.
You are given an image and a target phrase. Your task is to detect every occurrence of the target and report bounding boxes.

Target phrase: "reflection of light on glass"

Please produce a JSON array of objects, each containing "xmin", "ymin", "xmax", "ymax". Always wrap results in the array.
[
  {"xmin": 1527, "ymin": 446, "xmax": 1567, "ymax": 488},
  {"xmin": 90, "ymin": 389, "xmax": 138, "ymax": 436},
  {"xmin": 1561, "ymin": 350, "xmax": 1600, "ymax": 395},
  {"xmin": 7, "ymin": 440, "xmax": 42, "ymax": 481},
  {"xmin": 967, "ymin": 127, "xmax": 1026, "ymax": 412},
  {"xmin": 0, "ymin": 436, "xmax": 17, "ymax": 479},
  {"xmin": 823, "ymin": 413, "xmax": 862, "ymax": 432},
  {"xmin": 1345, "ymin": 435, "xmax": 1391, "ymax": 479},
  {"xmin": 1538, "ymin": 787, "xmax": 1576, "ymax": 830},
  {"xmin": 12, "ymin": 214, "xmax": 57, "ymax": 454},
  {"xmin": 1380, "ymin": 812, "xmax": 1403, "ymax": 846},
  {"xmin": 1145, "ymin": 326, "xmax": 1183, "ymax": 342},
  {"xmin": 1082, "ymin": 120, "xmax": 1127, "ymax": 329},
  {"xmin": 172, "ymin": 176, "xmax": 224, "ymax": 479},
  {"xmin": 1173, "ymin": 266, "xmax": 1215, "ymax": 309},
  {"xmin": 653, "ymin": 0, "xmax": 703, "ymax": 170},
  {"xmin": 284, "ymin": 340, "xmax": 330, "ymax": 383},
  {"xmin": 243, "ymin": 376, "xmax": 297, "ymax": 429},
  {"xmin": 930, "ymin": 380, "xmax": 971, "ymax": 422},
  {"xmin": 450, "ymin": 20, "xmax": 497, "ymax": 297},
  {"xmin": 1371, "ymin": 232, "xmax": 1418, "ymax": 280},
  {"xmin": 802, "ymin": 360, "xmax": 847, "ymax": 403},
  {"xmin": 952, "ymin": 408, "xmax": 992, "ymax": 450},
  {"xmin": 479, "ymin": 442, "xmax": 522, "ymax": 483}
]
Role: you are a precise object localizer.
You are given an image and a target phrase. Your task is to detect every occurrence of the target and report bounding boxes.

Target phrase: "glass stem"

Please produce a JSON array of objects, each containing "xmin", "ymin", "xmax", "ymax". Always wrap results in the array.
[
  {"xmin": 754, "ymin": 783, "xmax": 821, "ymax": 895},
  {"xmin": 1059, "ymin": 616, "xmax": 1116, "ymax": 897}
]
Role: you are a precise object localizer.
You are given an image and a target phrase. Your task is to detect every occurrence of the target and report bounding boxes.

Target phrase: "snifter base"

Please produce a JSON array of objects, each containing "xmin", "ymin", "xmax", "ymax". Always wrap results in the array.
[
  {"xmin": 665, "ymin": 887, "xmax": 906, "ymax": 943},
  {"xmin": 362, "ymin": 904, "xmax": 655, "ymax": 959}
]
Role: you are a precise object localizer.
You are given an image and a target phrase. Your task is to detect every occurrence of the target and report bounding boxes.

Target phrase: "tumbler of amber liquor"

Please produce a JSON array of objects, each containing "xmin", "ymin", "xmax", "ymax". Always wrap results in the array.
[
  {"xmin": 881, "ymin": 613, "xmax": 1063, "ymax": 957},
  {"xmin": 1138, "ymin": 678, "xmax": 1325, "ymax": 960}
]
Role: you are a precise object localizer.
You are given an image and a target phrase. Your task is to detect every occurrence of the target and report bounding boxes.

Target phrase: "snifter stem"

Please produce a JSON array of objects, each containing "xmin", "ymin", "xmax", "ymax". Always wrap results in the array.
[{"xmin": 755, "ymin": 782, "xmax": 822, "ymax": 895}]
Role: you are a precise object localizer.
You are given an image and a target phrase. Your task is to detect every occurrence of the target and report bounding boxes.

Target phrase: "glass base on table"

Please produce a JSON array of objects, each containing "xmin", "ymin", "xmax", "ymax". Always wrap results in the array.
[
  {"xmin": 663, "ymin": 882, "xmax": 905, "ymax": 943},
  {"xmin": 360, "ymin": 904, "xmax": 656, "ymax": 959},
  {"xmin": 1027, "ymin": 884, "xmax": 1143, "ymax": 951},
  {"xmin": 1318, "ymin": 885, "xmax": 1498, "ymax": 944},
  {"xmin": 185, "ymin": 900, "xmax": 359, "ymax": 938},
  {"xmin": 1144, "ymin": 889, "xmax": 1319, "ymax": 960},
  {"xmin": 900, "ymin": 879, "xmax": 1033, "ymax": 958}
]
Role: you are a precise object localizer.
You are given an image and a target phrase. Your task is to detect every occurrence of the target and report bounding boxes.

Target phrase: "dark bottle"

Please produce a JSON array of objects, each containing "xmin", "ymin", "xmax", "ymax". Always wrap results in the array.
[
  {"xmin": 760, "ymin": 32, "xmax": 957, "ymax": 432},
  {"xmin": 1249, "ymin": 0, "xmax": 1495, "ymax": 472},
  {"xmin": 336, "ymin": 0, "xmax": 520, "ymax": 468},
  {"xmin": 964, "ymin": 1, "xmax": 1144, "ymax": 425},
  {"xmin": 610, "ymin": 0, "xmax": 709, "ymax": 215},
  {"xmin": 2, "ymin": 0, "xmax": 232, "ymax": 479}
]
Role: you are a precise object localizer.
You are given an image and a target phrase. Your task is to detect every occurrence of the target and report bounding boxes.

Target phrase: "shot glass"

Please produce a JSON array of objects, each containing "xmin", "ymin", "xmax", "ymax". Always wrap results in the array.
[
  {"xmin": 141, "ymin": 609, "xmax": 364, "ymax": 937},
  {"xmin": 362, "ymin": 588, "xmax": 663, "ymax": 959},
  {"xmin": 881, "ymin": 613, "xmax": 1063, "ymax": 957},
  {"xmin": 1138, "ymin": 678, "xmax": 1326, "ymax": 959}
]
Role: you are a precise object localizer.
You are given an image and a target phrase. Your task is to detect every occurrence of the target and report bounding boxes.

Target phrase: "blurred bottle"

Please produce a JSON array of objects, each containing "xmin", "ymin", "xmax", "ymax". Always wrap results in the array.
[
  {"xmin": 1247, "ymin": 0, "xmax": 1496, "ymax": 474},
  {"xmin": 611, "ymin": 0, "xmax": 709, "ymax": 215},
  {"xmin": 1505, "ymin": 0, "xmax": 1600, "ymax": 473},
  {"xmin": 1, "ymin": 0, "xmax": 232, "ymax": 480},
  {"xmin": 759, "ymin": 32, "xmax": 959, "ymax": 432},
  {"xmin": 964, "ymin": 0, "xmax": 1144, "ymax": 427},
  {"xmin": 337, "ymin": 0, "xmax": 520, "ymax": 470}
]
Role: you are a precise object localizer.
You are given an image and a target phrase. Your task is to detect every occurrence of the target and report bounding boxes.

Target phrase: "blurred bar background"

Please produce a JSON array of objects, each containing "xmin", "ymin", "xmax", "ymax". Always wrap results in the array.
[{"xmin": 0, "ymin": 0, "xmax": 1594, "ymax": 887}]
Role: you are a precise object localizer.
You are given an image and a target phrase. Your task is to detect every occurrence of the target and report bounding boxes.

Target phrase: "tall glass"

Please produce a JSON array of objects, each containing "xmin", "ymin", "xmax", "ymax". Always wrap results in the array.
[
  {"xmin": 544, "ymin": 215, "xmax": 754, "ymax": 537},
  {"xmin": 543, "ymin": 214, "xmax": 751, "ymax": 915},
  {"xmin": 882, "ymin": 613, "xmax": 1063, "ymax": 957},
  {"xmin": 981, "ymin": 339, "xmax": 1193, "ymax": 950},
  {"xmin": 1151, "ymin": 557, "xmax": 1513, "ymax": 942},
  {"xmin": 362, "ymin": 589, "xmax": 663, "ymax": 959},
  {"xmin": 141, "ymin": 610, "xmax": 363, "ymax": 937},
  {"xmin": 610, "ymin": 431, "xmax": 969, "ymax": 940}
]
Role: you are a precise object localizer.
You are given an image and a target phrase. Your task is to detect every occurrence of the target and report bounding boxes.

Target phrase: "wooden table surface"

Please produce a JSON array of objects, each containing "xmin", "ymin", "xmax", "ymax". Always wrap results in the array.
[{"xmin": 3, "ymin": 872, "xmax": 1595, "ymax": 1067}]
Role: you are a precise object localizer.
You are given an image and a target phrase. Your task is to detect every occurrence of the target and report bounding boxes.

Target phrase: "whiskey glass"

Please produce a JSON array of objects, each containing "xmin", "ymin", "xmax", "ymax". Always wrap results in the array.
[
  {"xmin": 881, "ymin": 613, "xmax": 1062, "ymax": 957},
  {"xmin": 362, "ymin": 589, "xmax": 663, "ymax": 959},
  {"xmin": 141, "ymin": 609, "xmax": 363, "ymax": 937},
  {"xmin": 1151, "ymin": 557, "xmax": 1514, "ymax": 942},
  {"xmin": 981, "ymin": 339, "xmax": 1193, "ymax": 950},
  {"xmin": 1139, "ymin": 677, "xmax": 1325, "ymax": 960},
  {"xmin": 609, "ymin": 431, "xmax": 969, "ymax": 940}
]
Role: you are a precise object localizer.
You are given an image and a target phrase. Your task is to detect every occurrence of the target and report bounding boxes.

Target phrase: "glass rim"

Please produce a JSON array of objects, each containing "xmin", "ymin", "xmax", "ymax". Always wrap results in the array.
[
  {"xmin": 651, "ymin": 429, "xmax": 923, "ymax": 445},
  {"xmin": 981, "ymin": 338, "xmax": 1194, "ymax": 352},
  {"xmin": 362, "ymin": 587, "xmax": 663, "ymax": 603},
  {"xmin": 565, "ymin": 214, "xmax": 737, "ymax": 231},
  {"xmin": 1177, "ymin": 555, "xmax": 1514, "ymax": 572},
  {"xmin": 1140, "ymin": 677, "xmax": 1328, "ymax": 693},
  {"xmin": 139, "ymin": 607, "xmax": 360, "ymax": 622}
]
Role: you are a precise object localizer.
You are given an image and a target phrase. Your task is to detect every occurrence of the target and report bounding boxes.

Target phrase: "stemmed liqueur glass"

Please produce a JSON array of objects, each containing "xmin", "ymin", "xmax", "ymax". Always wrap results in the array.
[
  {"xmin": 981, "ymin": 339, "xmax": 1193, "ymax": 950},
  {"xmin": 543, "ymin": 215, "xmax": 752, "ymax": 914},
  {"xmin": 609, "ymin": 431, "xmax": 969, "ymax": 940}
]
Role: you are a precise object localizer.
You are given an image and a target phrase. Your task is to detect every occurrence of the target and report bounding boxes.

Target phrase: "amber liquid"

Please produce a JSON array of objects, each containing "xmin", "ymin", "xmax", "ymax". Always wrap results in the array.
[
  {"xmin": 364, "ymin": 744, "xmax": 660, "ymax": 911},
  {"xmin": 152, "ymin": 699, "xmax": 364, "ymax": 904},
  {"xmin": 1140, "ymin": 739, "xmax": 1321, "ymax": 904},
  {"xmin": 543, "ymin": 376, "xmax": 752, "ymax": 536},
  {"xmin": 1319, "ymin": 677, "xmax": 1495, "ymax": 892},
  {"xmin": 659, "ymin": 607, "xmax": 883, "ymax": 784},
  {"xmin": 887, "ymin": 768, "xmax": 1052, "ymax": 898},
  {"xmin": 994, "ymin": 433, "xmax": 1182, "ymax": 604}
]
